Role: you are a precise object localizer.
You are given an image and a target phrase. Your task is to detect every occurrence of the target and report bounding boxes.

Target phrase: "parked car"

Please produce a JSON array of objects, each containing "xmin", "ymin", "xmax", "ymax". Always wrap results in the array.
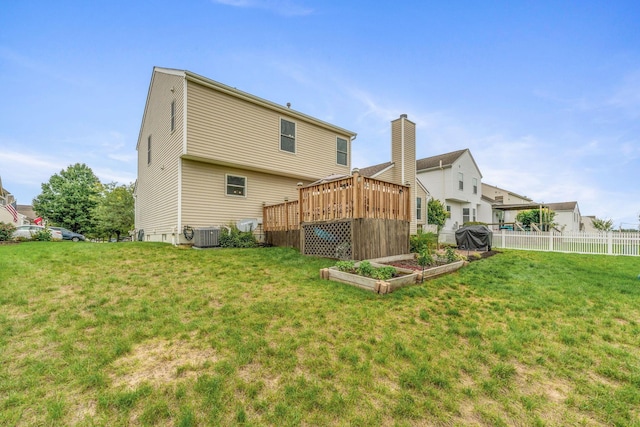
[
  {"xmin": 12, "ymin": 225, "xmax": 63, "ymax": 240},
  {"xmin": 50, "ymin": 227, "xmax": 86, "ymax": 242}
]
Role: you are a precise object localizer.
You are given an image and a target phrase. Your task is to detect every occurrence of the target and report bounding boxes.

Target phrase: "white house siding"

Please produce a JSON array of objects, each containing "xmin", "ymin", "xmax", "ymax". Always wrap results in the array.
[
  {"xmin": 418, "ymin": 151, "xmax": 482, "ymax": 232},
  {"xmin": 135, "ymin": 70, "xmax": 185, "ymax": 242},
  {"xmin": 185, "ymin": 80, "xmax": 352, "ymax": 181},
  {"xmin": 478, "ymin": 199, "xmax": 494, "ymax": 225},
  {"xmin": 180, "ymin": 159, "xmax": 310, "ymax": 233},
  {"xmin": 552, "ymin": 204, "xmax": 582, "ymax": 232},
  {"xmin": 0, "ymin": 209, "xmax": 25, "ymax": 225}
]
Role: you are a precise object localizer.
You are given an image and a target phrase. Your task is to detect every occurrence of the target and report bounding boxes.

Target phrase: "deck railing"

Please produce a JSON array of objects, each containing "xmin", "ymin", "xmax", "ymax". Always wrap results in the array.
[
  {"xmin": 262, "ymin": 200, "xmax": 300, "ymax": 231},
  {"xmin": 263, "ymin": 172, "xmax": 410, "ymax": 231}
]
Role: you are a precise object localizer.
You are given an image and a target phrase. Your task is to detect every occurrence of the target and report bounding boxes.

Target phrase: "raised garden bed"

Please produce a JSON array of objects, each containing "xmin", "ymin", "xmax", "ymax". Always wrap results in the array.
[{"xmin": 320, "ymin": 253, "xmax": 466, "ymax": 294}]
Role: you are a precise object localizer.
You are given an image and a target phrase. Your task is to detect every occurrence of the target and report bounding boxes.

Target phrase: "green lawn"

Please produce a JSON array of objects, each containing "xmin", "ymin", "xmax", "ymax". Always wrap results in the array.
[{"xmin": 1, "ymin": 242, "xmax": 639, "ymax": 426}]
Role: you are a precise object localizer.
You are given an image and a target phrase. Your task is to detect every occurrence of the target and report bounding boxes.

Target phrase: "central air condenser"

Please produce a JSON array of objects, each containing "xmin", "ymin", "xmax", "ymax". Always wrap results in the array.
[{"xmin": 193, "ymin": 227, "xmax": 221, "ymax": 248}]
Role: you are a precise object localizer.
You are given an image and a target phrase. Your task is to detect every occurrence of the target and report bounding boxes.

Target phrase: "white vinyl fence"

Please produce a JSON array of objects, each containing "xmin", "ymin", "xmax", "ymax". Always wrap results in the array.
[{"xmin": 492, "ymin": 230, "xmax": 640, "ymax": 256}]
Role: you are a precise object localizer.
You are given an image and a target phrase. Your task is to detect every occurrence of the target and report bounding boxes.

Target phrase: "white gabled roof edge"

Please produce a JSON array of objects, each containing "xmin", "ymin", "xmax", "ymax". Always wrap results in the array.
[{"xmin": 416, "ymin": 178, "xmax": 430, "ymax": 197}]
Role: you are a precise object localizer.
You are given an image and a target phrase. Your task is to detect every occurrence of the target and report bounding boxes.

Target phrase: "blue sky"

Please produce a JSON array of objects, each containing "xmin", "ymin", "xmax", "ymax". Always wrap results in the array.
[{"xmin": 1, "ymin": 0, "xmax": 639, "ymax": 228}]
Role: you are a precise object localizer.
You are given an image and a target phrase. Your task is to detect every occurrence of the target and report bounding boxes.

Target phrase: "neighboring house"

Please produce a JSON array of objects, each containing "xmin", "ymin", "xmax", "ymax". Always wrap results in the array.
[
  {"xmin": 416, "ymin": 149, "xmax": 486, "ymax": 231},
  {"xmin": 546, "ymin": 201, "xmax": 582, "ymax": 232},
  {"xmin": 17, "ymin": 205, "xmax": 37, "ymax": 224},
  {"xmin": 481, "ymin": 183, "xmax": 534, "ymax": 226},
  {"xmin": 581, "ymin": 215, "xmax": 599, "ymax": 233},
  {"xmin": 135, "ymin": 67, "xmax": 357, "ymax": 244},
  {"xmin": 358, "ymin": 115, "xmax": 429, "ymax": 234},
  {"xmin": 0, "ymin": 177, "xmax": 25, "ymax": 225}
]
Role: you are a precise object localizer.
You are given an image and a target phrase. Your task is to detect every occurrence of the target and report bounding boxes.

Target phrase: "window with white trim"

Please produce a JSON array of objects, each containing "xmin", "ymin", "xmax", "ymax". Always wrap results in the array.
[
  {"xmin": 416, "ymin": 197, "xmax": 422, "ymax": 220},
  {"xmin": 226, "ymin": 174, "xmax": 246, "ymax": 197},
  {"xmin": 280, "ymin": 118, "xmax": 296, "ymax": 153},
  {"xmin": 458, "ymin": 172, "xmax": 464, "ymax": 191},
  {"xmin": 463, "ymin": 208, "xmax": 470, "ymax": 224},
  {"xmin": 473, "ymin": 178, "xmax": 478, "ymax": 194},
  {"xmin": 336, "ymin": 137, "xmax": 348, "ymax": 166},
  {"xmin": 147, "ymin": 135, "xmax": 152, "ymax": 165},
  {"xmin": 473, "ymin": 208, "xmax": 476, "ymax": 222}
]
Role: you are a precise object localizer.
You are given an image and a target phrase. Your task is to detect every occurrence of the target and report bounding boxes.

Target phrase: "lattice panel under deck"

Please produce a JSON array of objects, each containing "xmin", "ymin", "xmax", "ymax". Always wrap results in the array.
[{"xmin": 303, "ymin": 221, "xmax": 352, "ymax": 259}]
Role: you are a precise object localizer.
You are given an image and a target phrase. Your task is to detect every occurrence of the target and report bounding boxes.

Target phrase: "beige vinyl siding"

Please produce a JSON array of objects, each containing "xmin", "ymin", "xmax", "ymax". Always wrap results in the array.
[
  {"xmin": 135, "ymin": 71, "xmax": 185, "ymax": 240},
  {"xmin": 391, "ymin": 116, "xmax": 418, "ymax": 234},
  {"xmin": 374, "ymin": 167, "xmax": 395, "ymax": 183},
  {"xmin": 185, "ymin": 81, "xmax": 351, "ymax": 180},
  {"xmin": 181, "ymin": 159, "xmax": 310, "ymax": 228},
  {"xmin": 416, "ymin": 185, "xmax": 428, "ymax": 227}
]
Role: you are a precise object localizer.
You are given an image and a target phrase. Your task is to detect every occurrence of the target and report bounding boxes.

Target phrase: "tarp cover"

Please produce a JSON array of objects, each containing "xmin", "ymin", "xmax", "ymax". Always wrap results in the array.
[{"xmin": 455, "ymin": 225, "xmax": 492, "ymax": 251}]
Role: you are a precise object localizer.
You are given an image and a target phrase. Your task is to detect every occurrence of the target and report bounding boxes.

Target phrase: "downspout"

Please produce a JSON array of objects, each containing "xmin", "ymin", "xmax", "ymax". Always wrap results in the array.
[
  {"xmin": 176, "ymin": 76, "xmax": 188, "ymax": 245},
  {"xmin": 401, "ymin": 114, "xmax": 406, "ymax": 185}
]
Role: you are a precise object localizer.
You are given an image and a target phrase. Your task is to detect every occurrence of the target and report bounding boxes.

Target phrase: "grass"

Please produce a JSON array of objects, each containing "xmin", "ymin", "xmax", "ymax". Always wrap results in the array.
[{"xmin": 1, "ymin": 242, "xmax": 639, "ymax": 426}]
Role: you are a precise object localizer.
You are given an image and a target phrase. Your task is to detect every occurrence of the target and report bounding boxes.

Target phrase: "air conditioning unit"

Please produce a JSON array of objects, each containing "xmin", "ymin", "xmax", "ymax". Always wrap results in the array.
[{"xmin": 193, "ymin": 227, "xmax": 221, "ymax": 248}]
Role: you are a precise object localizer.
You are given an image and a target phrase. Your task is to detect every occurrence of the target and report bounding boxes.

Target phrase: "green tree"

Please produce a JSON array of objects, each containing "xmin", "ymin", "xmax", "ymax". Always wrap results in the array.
[
  {"xmin": 33, "ymin": 163, "xmax": 102, "ymax": 234},
  {"xmin": 516, "ymin": 208, "xmax": 556, "ymax": 230},
  {"xmin": 93, "ymin": 183, "xmax": 135, "ymax": 241},
  {"xmin": 427, "ymin": 198, "xmax": 449, "ymax": 230},
  {"xmin": 591, "ymin": 217, "xmax": 613, "ymax": 232}
]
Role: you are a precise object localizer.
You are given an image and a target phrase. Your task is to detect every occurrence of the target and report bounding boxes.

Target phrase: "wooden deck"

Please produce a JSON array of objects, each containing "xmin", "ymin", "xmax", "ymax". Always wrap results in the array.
[
  {"xmin": 263, "ymin": 171, "xmax": 410, "ymax": 232},
  {"xmin": 263, "ymin": 172, "xmax": 411, "ymax": 259}
]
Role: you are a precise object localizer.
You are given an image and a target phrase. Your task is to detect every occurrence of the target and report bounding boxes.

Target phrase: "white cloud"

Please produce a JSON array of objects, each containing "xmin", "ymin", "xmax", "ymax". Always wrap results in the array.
[{"xmin": 211, "ymin": 0, "xmax": 313, "ymax": 16}]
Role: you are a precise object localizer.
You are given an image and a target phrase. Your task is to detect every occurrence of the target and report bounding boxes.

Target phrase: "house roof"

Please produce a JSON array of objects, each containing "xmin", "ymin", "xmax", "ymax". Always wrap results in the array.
[
  {"xmin": 358, "ymin": 161, "xmax": 394, "ymax": 178},
  {"xmin": 17, "ymin": 205, "xmax": 36, "ymax": 220},
  {"xmin": 546, "ymin": 201, "xmax": 579, "ymax": 212},
  {"xmin": 416, "ymin": 149, "xmax": 468, "ymax": 171},
  {"xmin": 482, "ymin": 183, "xmax": 532, "ymax": 203},
  {"xmin": 138, "ymin": 67, "xmax": 357, "ymax": 150}
]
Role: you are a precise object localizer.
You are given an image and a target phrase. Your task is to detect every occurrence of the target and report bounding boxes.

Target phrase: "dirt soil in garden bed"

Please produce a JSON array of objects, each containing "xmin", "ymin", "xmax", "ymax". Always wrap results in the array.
[{"xmin": 385, "ymin": 250, "xmax": 500, "ymax": 272}]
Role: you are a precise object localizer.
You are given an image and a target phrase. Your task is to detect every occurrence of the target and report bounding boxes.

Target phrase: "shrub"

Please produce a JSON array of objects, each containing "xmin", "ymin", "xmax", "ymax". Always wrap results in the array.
[
  {"xmin": 356, "ymin": 261, "xmax": 375, "ymax": 278},
  {"xmin": 410, "ymin": 231, "xmax": 438, "ymax": 253},
  {"xmin": 32, "ymin": 228, "xmax": 53, "ymax": 241},
  {"xmin": 335, "ymin": 260, "xmax": 355, "ymax": 273},
  {"xmin": 417, "ymin": 249, "xmax": 433, "ymax": 268},
  {"xmin": 371, "ymin": 266, "xmax": 397, "ymax": 281},
  {"xmin": 0, "ymin": 222, "xmax": 16, "ymax": 241},
  {"xmin": 219, "ymin": 225, "xmax": 257, "ymax": 248},
  {"xmin": 445, "ymin": 246, "xmax": 463, "ymax": 263}
]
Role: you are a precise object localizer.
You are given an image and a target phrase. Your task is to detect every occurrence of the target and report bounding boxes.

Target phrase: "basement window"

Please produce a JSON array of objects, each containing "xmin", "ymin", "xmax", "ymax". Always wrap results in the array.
[{"xmin": 226, "ymin": 174, "xmax": 246, "ymax": 197}]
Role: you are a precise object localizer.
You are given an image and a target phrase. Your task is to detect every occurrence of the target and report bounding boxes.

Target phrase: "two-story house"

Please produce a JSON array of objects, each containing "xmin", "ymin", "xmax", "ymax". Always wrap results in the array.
[
  {"xmin": 135, "ymin": 67, "xmax": 357, "ymax": 244},
  {"xmin": 416, "ymin": 149, "xmax": 485, "ymax": 232}
]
